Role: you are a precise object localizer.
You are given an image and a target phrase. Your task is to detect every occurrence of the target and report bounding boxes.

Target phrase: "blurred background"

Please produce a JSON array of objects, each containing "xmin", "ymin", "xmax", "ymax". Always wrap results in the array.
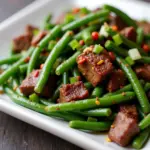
[{"xmin": 0, "ymin": 0, "xmax": 149, "ymax": 150}]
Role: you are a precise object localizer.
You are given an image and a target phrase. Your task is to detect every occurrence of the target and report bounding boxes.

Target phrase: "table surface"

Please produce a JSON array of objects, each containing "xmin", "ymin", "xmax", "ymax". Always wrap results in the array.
[
  {"xmin": 0, "ymin": 0, "xmax": 82, "ymax": 150},
  {"xmin": 0, "ymin": 0, "xmax": 150, "ymax": 150}
]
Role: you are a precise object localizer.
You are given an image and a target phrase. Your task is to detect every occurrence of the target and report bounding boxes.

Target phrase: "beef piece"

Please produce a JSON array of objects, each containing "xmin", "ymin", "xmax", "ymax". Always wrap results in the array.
[
  {"xmin": 20, "ymin": 70, "xmax": 57, "ymax": 97},
  {"xmin": 59, "ymin": 81, "xmax": 89, "ymax": 103},
  {"xmin": 12, "ymin": 34, "xmax": 32, "ymax": 53},
  {"xmin": 137, "ymin": 21, "xmax": 150, "ymax": 34},
  {"xmin": 107, "ymin": 70, "xmax": 126, "ymax": 92},
  {"xmin": 77, "ymin": 49, "xmax": 113, "ymax": 86},
  {"xmin": 109, "ymin": 16, "xmax": 128, "ymax": 31},
  {"xmin": 12, "ymin": 25, "xmax": 38, "ymax": 53},
  {"xmin": 31, "ymin": 31, "xmax": 47, "ymax": 46},
  {"xmin": 134, "ymin": 64, "xmax": 150, "ymax": 81},
  {"xmin": 25, "ymin": 24, "xmax": 38, "ymax": 37},
  {"xmin": 108, "ymin": 105, "xmax": 139, "ymax": 147},
  {"xmin": 120, "ymin": 27, "xmax": 137, "ymax": 42}
]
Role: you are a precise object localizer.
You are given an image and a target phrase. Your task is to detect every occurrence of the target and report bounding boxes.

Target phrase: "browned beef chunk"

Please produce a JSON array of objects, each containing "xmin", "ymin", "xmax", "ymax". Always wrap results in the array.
[
  {"xmin": 109, "ymin": 16, "xmax": 128, "ymax": 31},
  {"xmin": 31, "ymin": 31, "xmax": 47, "ymax": 46},
  {"xmin": 120, "ymin": 27, "xmax": 137, "ymax": 42},
  {"xmin": 107, "ymin": 69, "xmax": 126, "ymax": 92},
  {"xmin": 25, "ymin": 24, "xmax": 38, "ymax": 37},
  {"xmin": 12, "ymin": 34, "xmax": 32, "ymax": 53},
  {"xmin": 59, "ymin": 81, "xmax": 89, "ymax": 103},
  {"xmin": 108, "ymin": 105, "xmax": 140, "ymax": 147},
  {"xmin": 134, "ymin": 64, "xmax": 150, "ymax": 81},
  {"xmin": 137, "ymin": 21, "xmax": 150, "ymax": 34},
  {"xmin": 20, "ymin": 70, "xmax": 57, "ymax": 97},
  {"xmin": 12, "ymin": 25, "xmax": 38, "ymax": 53},
  {"xmin": 77, "ymin": 49, "xmax": 113, "ymax": 87}
]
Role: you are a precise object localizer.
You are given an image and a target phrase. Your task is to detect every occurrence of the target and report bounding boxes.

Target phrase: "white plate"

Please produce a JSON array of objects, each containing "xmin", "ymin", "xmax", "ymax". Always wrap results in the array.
[{"xmin": 0, "ymin": 0, "xmax": 150, "ymax": 149}]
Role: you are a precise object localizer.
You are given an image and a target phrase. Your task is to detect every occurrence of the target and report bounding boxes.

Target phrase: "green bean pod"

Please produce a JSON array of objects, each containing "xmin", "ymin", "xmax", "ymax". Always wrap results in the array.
[
  {"xmin": 27, "ymin": 25, "xmax": 62, "ymax": 75},
  {"xmin": 144, "ymin": 83, "xmax": 150, "ymax": 92},
  {"xmin": 56, "ymin": 51, "xmax": 81, "ymax": 75},
  {"xmin": 116, "ymin": 56, "xmax": 150, "ymax": 114},
  {"xmin": 35, "ymin": 31, "xmax": 73, "ymax": 94},
  {"xmin": 139, "ymin": 114, "xmax": 150, "ymax": 130},
  {"xmin": 136, "ymin": 27, "xmax": 144, "ymax": 45},
  {"xmin": 19, "ymin": 64, "xmax": 28, "ymax": 74},
  {"xmin": 69, "ymin": 121, "xmax": 111, "ymax": 131},
  {"xmin": 103, "ymin": 4, "xmax": 137, "ymax": 28},
  {"xmin": 0, "ymin": 54, "xmax": 22, "ymax": 65},
  {"xmin": 132, "ymin": 127, "xmax": 150, "ymax": 149},
  {"xmin": 105, "ymin": 40, "xmax": 128, "ymax": 57},
  {"xmin": 4, "ymin": 86, "xmax": 85, "ymax": 121},
  {"xmin": 46, "ymin": 92, "xmax": 135, "ymax": 112},
  {"xmin": 0, "ymin": 47, "xmax": 34, "ymax": 85},
  {"xmin": 62, "ymin": 10, "xmax": 110, "ymax": 31},
  {"xmin": 91, "ymin": 87, "xmax": 104, "ymax": 98},
  {"xmin": 62, "ymin": 72, "xmax": 69, "ymax": 84}
]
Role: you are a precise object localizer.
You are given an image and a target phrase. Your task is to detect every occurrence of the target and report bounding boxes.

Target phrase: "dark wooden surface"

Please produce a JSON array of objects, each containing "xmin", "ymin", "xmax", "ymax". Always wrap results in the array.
[{"xmin": 0, "ymin": 0, "xmax": 82, "ymax": 150}]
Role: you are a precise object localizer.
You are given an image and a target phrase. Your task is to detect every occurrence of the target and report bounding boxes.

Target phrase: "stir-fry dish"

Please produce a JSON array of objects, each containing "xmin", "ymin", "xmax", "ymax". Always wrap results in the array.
[{"xmin": 1, "ymin": 4, "xmax": 150, "ymax": 149}]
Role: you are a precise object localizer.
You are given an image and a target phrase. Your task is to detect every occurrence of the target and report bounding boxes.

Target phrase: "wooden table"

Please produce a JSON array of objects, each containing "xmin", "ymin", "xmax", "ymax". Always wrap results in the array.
[{"xmin": 0, "ymin": 0, "xmax": 81, "ymax": 150}]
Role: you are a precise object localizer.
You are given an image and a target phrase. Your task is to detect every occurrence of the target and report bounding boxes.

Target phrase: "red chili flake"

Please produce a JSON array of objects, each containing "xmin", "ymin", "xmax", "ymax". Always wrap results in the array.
[
  {"xmin": 78, "ymin": 56, "xmax": 86, "ymax": 64},
  {"xmin": 91, "ymin": 31, "xmax": 99, "ymax": 40},
  {"xmin": 112, "ymin": 100, "xmax": 116, "ymax": 104},
  {"xmin": 79, "ymin": 40, "xmax": 85, "ymax": 46},
  {"xmin": 0, "ymin": 90, "xmax": 4, "ymax": 95},
  {"xmin": 34, "ymin": 70, "xmax": 40, "ymax": 77},
  {"xmin": 108, "ymin": 52, "xmax": 116, "ymax": 62},
  {"xmin": 24, "ymin": 56, "xmax": 30, "ymax": 63},
  {"xmin": 125, "ymin": 64, "xmax": 129, "ymax": 67},
  {"xmin": 68, "ymin": 31, "xmax": 74, "ymax": 36},
  {"xmin": 77, "ymin": 76, "xmax": 81, "ymax": 81},
  {"xmin": 111, "ymin": 25, "xmax": 118, "ymax": 31},
  {"xmin": 56, "ymin": 107, "xmax": 60, "ymax": 110},
  {"xmin": 72, "ymin": 7, "xmax": 80, "ymax": 14},
  {"xmin": 40, "ymin": 64, "xmax": 44, "ymax": 69},
  {"xmin": 142, "ymin": 44, "xmax": 150, "ymax": 53}
]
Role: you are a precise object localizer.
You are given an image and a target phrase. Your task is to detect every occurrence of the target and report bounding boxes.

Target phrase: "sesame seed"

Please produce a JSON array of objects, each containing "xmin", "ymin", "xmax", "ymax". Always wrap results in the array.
[
  {"xmin": 106, "ymin": 137, "xmax": 112, "ymax": 142},
  {"xmin": 97, "ymin": 60, "xmax": 104, "ymax": 65}
]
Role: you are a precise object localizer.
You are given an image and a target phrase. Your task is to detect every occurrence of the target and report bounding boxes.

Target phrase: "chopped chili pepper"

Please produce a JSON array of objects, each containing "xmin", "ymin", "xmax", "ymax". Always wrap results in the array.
[
  {"xmin": 72, "ymin": 7, "xmax": 80, "ymax": 14},
  {"xmin": 34, "ymin": 70, "xmax": 40, "ymax": 77},
  {"xmin": 142, "ymin": 44, "xmax": 150, "ymax": 53},
  {"xmin": 111, "ymin": 25, "xmax": 118, "ymax": 31},
  {"xmin": 79, "ymin": 40, "xmax": 85, "ymax": 46},
  {"xmin": 108, "ymin": 52, "xmax": 116, "ymax": 62},
  {"xmin": 24, "ymin": 56, "xmax": 30, "ymax": 63},
  {"xmin": 91, "ymin": 31, "xmax": 99, "ymax": 40}
]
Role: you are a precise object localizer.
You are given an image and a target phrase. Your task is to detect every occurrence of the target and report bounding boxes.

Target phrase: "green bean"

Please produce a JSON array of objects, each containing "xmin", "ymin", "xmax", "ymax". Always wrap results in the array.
[
  {"xmin": 106, "ymin": 27, "xmax": 147, "ymax": 56},
  {"xmin": 0, "ymin": 47, "xmax": 34, "ymax": 85},
  {"xmin": 139, "ymin": 114, "xmax": 150, "ymax": 130},
  {"xmin": 74, "ymin": 25, "xmax": 99, "ymax": 40},
  {"xmin": 69, "ymin": 121, "xmax": 111, "ymax": 131},
  {"xmin": 91, "ymin": 87, "xmax": 103, "ymax": 98},
  {"xmin": 103, "ymin": 4, "xmax": 137, "ymax": 28},
  {"xmin": 0, "ymin": 54, "xmax": 22, "ymax": 65},
  {"xmin": 76, "ymin": 108, "xmax": 112, "ymax": 117},
  {"xmin": 73, "ymin": 68, "xmax": 80, "ymax": 77},
  {"xmin": 138, "ymin": 56, "xmax": 150, "ymax": 64},
  {"xmin": 144, "ymin": 34, "xmax": 150, "ymax": 40},
  {"xmin": 121, "ymin": 35, "xmax": 147, "ymax": 56},
  {"xmin": 51, "ymin": 83, "xmax": 62, "ymax": 102},
  {"xmin": 19, "ymin": 64, "xmax": 28, "ymax": 74},
  {"xmin": 35, "ymin": 31, "xmax": 73, "ymax": 94},
  {"xmin": 62, "ymin": 72, "xmax": 69, "ymax": 84},
  {"xmin": 56, "ymin": 51, "xmax": 81, "ymax": 75},
  {"xmin": 40, "ymin": 99, "xmax": 53, "ymax": 106},
  {"xmin": 84, "ymin": 82, "xmax": 93, "ymax": 89},
  {"xmin": 27, "ymin": 25, "xmax": 62, "ymax": 75},
  {"xmin": 116, "ymin": 56, "xmax": 150, "ymax": 114},
  {"xmin": 104, "ymin": 80, "xmax": 145, "ymax": 97},
  {"xmin": 62, "ymin": 10, "xmax": 110, "ymax": 31},
  {"xmin": 132, "ymin": 127, "xmax": 150, "ymax": 149},
  {"xmin": 136, "ymin": 27, "xmax": 144, "ymax": 45},
  {"xmin": 144, "ymin": 83, "xmax": 150, "ymax": 92},
  {"xmin": 4, "ymin": 86, "xmax": 85, "ymax": 121},
  {"xmin": 87, "ymin": 117, "xmax": 97, "ymax": 122},
  {"xmin": 46, "ymin": 92, "xmax": 135, "ymax": 112},
  {"xmin": 137, "ymin": 105, "xmax": 145, "ymax": 119},
  {"xmin": 105, "ymin": 40, "xmax": 128, "ymax": 57}
]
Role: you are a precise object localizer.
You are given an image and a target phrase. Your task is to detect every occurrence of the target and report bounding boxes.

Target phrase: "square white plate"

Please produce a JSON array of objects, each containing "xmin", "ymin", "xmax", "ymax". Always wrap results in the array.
[{"xmin": 0, "ymin": 0, "xmax": 150, "ymax": 149}]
